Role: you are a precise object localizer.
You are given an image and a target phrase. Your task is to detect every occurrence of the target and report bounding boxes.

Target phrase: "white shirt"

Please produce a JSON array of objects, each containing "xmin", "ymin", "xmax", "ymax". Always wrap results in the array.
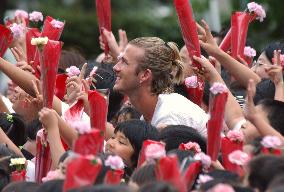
[
  {"xmin": 1, "ymin": 96, "xmax": 14, "ymax": 113},
  {"xmin": 143, "ymin": 93, "xmax": 209, "ymax": 138}
]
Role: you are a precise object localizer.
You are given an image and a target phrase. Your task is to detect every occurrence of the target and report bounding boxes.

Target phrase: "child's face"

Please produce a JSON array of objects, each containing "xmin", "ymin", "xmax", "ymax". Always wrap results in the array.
[{"xmin": 105, "ymin": 131, "xmax": 135, "ymax": 167}]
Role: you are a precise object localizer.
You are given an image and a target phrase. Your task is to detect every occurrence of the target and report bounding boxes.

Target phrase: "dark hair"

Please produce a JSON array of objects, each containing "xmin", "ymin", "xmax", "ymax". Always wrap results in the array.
[
  {"xmin": 0, "ymin": 113, "xmax": 26, "ymax": 146},
  {"xmin": 167, "ymin": 149, "xmax": 193, "ymax": 165},
  {"xmin": 254, "ymin": 79, "xmax": 275, "ymax": 104},
  {"xmin": 138, "ymin": 181, "xmax": 178, "ymax": 192},
  {"xmin": 248, "ymin": 155, "xmax": 284, "ymax": 192},
  {"xmin": 2, "ymin": 181, "xmax": 39, "ymax": 192},
  {"xmin": 0, "ymin": 144, "xmax": 21, "ymax": 190},
  {"xmin": 115, "ymin": 106, "xmax": 141, "ymax": 123},
  {"xmin": 268, "ymin": 174, "xmax": 284, "ymax": 191},
  {"xmin": 207, "ymin": 170, "xmax": 240, "ymax": 184},
  {"xmin": 85, "ymin": 62, "xmax": 124, "ymax": 122},
  {"xmin": 68, "ymin": 184, "xmax": 131, "ymax": 192},
  {"xmin": 26, "ymin": 119, "xmax": 42, "ymax": 141},
  {"xmin": 35, "ymin": 179, "xmax": 63, "ymax": 192},
  {"xmin": 59, "ymin": 50, "xmax": 86, "ymax": 71},
  {"xmin": 158, "ymin": 125, "xmax": 206, "ymax": 152},
  {"xmin": 114, "ymin": 120, "xmax": 159, "ymax": 168},
  {"xmin": 262, "ymin": 41, "xmax": 284, "ymax": 64},
  {"xmin": 130, "ymin": 164, "xmax": 156, "ymax": 186},
  {"xmin": 257, "ymin": 99, "xmax": 284, "ymax": 135}
]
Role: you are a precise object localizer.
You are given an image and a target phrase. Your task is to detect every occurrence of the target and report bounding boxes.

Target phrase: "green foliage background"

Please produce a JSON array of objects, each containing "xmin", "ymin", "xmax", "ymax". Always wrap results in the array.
[{"xmin": 3, "ymin": 0, "xmax": 284, "ymax": 59}]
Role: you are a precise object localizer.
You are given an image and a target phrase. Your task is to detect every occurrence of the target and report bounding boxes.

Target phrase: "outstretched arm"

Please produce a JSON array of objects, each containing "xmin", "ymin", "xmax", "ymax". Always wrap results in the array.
[{"xmin": 197, "ymin": 20, "xmax": 261, "ymax": 87}]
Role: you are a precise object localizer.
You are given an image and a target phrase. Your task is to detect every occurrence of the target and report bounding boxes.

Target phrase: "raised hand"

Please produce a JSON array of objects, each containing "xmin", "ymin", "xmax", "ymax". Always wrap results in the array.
[
  {"xmin": 197, "ymin": 20, "xmax": 220, "ymax": 57},
  {"xmin": 99, "ymin": 29, "xmax": 120, "ymax": 60},
  {"xmin": 243, "ymin": 79, "xmax": 257, "ymax": 121},
  {"xmin": 38, "ymin": 107, "xmax": 59, "ymax": 132},
  {"xmin": 265, "ymin": 50, "xmax": 283, "ymax": 85},
  {"xmin": 118, "ymin": 29, "xmax": 128, "ymax": 52},
  {"xmin": 11, "ymin": 46, "xmax": 27, "ymax": 62}
]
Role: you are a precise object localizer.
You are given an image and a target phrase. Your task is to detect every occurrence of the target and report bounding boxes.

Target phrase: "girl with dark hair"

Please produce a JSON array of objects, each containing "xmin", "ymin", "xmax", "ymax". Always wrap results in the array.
[
  {"xmin": 105, "ymin": 119, "xmax": 159, "ymax": 171},
  {"xmin": 251, "ymin": 40, "xmax": 284, "ymax": 79},
  {"xmin": 0, "ymin": 113, "xmax": 26, "ymax": 147}
]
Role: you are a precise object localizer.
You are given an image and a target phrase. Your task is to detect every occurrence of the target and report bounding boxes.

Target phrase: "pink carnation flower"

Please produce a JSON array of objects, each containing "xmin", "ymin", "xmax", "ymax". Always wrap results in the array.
[
  {"xmin": 209, "ymin": 82, "xmax": 228, "ymax": 95},
  {"xmin": 66, "ymin": 66, "xmax": 80, "ymax": 77},
  {"xmin": 261, "ymin": 136, "xmax": 282, "ymax": 149},
  {"xmin": 207, "ymin": 183, "xmax": 235, "ymax": 192},
  {"xmin": 29, "ymin": 11, "xmax": 43, "ymax": 22},
  {"xmin": 194, "ymin": 152, "xmax": 211, "ymax": 169},
  {"xmin": 50, "ymin": 19, "xmax": 64, "ymax": 29},
  {"xmin": 272, "ymin": 54, "xmax": 284, "ymax": 66},
  {"xmin": 228, "ymin": 150, "xmax": 249, "ymax": 166},
  {"xmin": 42, "ymin": 169, "xmax": 65, "ymax": 182},
  {"xmin": 244, "ymin": 46, "xmax": 256, "ymax": 58},
  {"xmin": 247, "ymin": 2, "xmax": 266, "ymax": 22},
  {"xmin": 181, "ymin": 142, "xmax": 202, "ymax": 153},
  {"xmin": 105, "ymin": 155, "xmax": 125, "ymax": 170},
  {"xmin": 14, "ymin": 10, "xmax": 28, "ymax": 19},
  {"xmin": 145, "ymin": 143, "xmax": 166, "ymax": 161},
  {"xmin": 72, "ymin": 121, "xmax": 91, "ymax": 134},
  {"xmin": 184, "ymin": 76, "xmax": 198, "ymax": 88},
  {"xmin": 227, "ymin": 130, "xmax": 244, "ymax": 142},
  {"xmin": 10, "ymin": 23, "xmax": 25, "ymax": 39}
]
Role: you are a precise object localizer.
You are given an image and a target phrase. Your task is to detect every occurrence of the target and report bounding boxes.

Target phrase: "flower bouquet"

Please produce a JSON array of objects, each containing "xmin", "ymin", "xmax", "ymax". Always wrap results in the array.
[
  {"xmin": 10, "ymin": 158, "xmax": 26, "ymax": 182},
  {"xmin": 182, "ymin": 152, "xmax": 211, "ymax": 190},
  {"xmin": 0, "ymin": 24, "xmax": 13, "ymax": 57},
  {"xmin": 173, "ymin": 0, "xmax": 201, "ymax": 69},
  {"xmin": 41, "ymin": 16, "xmax": 65, "ymax": 41},
  {"xmin": 261, "ymin": 136, "xmax": 282, "ymax": 156},
  {"xmin": 104, "ymin": 155, "xmax": 125, "ymax": 185},
  {"xmin": 231, "ymin": 11, "xmax": 250, "ymax": 60},
  {"xmin": 207, "ymin": 83, "xmax": 228, "ymax": 161},
  {"xmin": 73, "ymin": 128, "xmax": 104, "ymax": 156},
  {"xmin": 35, "ymin": 129, "xmax": 52, "ymax": 183},
  {"xmin": 219, "ymin": 2, "xmax": 265, "ymax": 53},
  {"xmin": 88, "ymin": 90, "xmax": 108, "ymax": 153},
  {"xmin": 26, "ymin": 28, "xmax": 41, "ymax": 77},
  {"xmin": 221, "ymin": 130, "xmax": 244, "ymax": 175},
  {"xmin": 137, "ymin": 140, "xmax": 165, "ymax": 168},
  {"xmin": 184, "ymin": 75, "xmax": 204, "ymax": 106},
  {"xmin": 63, "ymin": 156, "xmax": 102, "ymax": 192},
  {"xmin": 228, "ymin": 150, "xmax": 249, "ymax": 177},
  {"xmin": 155, "ymin": 155, "xmax": 187, "ymax": 192},
  {"xmin": 179, "ymin": 141, "xmax": 202, "ymax": 154},
  {"xmin": 243, "ymin": 46, "xmax": 256, "ymax": 66},
  {"xmin": 96, "ymin": 0, "xmax": 111, "ymax": 55}
]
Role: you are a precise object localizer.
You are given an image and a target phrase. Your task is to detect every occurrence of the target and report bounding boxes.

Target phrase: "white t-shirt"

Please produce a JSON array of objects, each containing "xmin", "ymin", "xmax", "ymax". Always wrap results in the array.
[{"xmin": 144, "ymin": 93, "xmax": 209, "ymax": 138}]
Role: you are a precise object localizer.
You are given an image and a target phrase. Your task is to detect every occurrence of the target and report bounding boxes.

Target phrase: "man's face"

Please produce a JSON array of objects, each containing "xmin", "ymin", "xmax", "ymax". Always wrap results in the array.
[{"xmin": 113, "ymin": 44, "xmax": 145, "ymax": 94}]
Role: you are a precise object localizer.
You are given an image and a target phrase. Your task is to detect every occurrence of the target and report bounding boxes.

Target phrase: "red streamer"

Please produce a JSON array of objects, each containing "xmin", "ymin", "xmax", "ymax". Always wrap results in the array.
[
  {"xmin": 137, "ymin": 140, "xmax": 165, "ymax": 168},
  {"xmin": 173, "ymin": 0, "xmax": 201, "ymax": 69},
  {"xmin": 231, "ymin": 12, "xmax": 250, "ymax": 60},
  {"xmin": 55, "ymin": 74, "xmax": 68, "ymax": 100},
  {"xmin": 40, "ymin": 40, "xmax": 62, "ymax": 108},
  {"xmin": 104, "ymin": 169, "xmax": 124, "ymax": 185},
  {"xmin": 183, "ymin": 161, "xmax": 202, "ymax": 190},
  {"xmin": 63, "ymin": 156, "xmax": 102, "ymax": 192},
  {"xmin": 221, "ymin": 137, "xmax": 244, "ymax": 176},
  {"xmin": 10, "ymin": 170, "xmax": 26, "ymax": 182},
  {"xmin": 0, "ymin": 24, "xmax": 13, "ymax": 58},
  {"xmin": 206, "ymin": 92, "xmax": 228, "ymax": 161},
  {"xmin": 35, "ymin": 129, "xmax": 52, "ymax": 183},
  {"xmin": 155, "ymin": 155, "xmax": 187, "ymax": 192},
  {"xmin": 88, "ymin": 90, "xmax": 108, "ymax": 141},
  {"xmin": 96, "ymin": 0, "xmax": 111, "ymax": 55},
  {"xmin": 73, "ymin": 128, "xmax": 104, "ymax": 156},
  {"xmin": 41, "ymin": 16, "xmax": 65, "ymax": 41}
]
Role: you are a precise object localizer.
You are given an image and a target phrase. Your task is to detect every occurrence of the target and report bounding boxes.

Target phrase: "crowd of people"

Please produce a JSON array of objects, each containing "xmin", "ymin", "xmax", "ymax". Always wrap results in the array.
[{"xmin": 0, "ymin": 1, "xmax": 284, "ymax": 192}]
